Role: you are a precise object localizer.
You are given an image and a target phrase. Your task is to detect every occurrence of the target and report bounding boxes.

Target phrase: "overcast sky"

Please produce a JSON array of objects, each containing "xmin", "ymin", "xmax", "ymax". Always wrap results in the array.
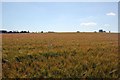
[{"xmin": 1, "ymin": 2, "xmax": 118, "ymax": 32}]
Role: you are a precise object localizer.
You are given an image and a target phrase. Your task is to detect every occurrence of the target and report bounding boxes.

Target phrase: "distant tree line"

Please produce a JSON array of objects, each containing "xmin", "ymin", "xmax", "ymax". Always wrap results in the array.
[
  {"xmin": 0, "ymin": 29, "xmax": 110, "ymax": 33},
  {"xmin": 0, "ymin": 30, "xmax": 29, "ymax": 33},
  {"xmin": 76, "ymin": 29, "xmax": 109, "ymax": 33},
  {"xmin": 48, "ymin": 31, "xmax": 55, "ymax": 33},
  {"xmin": 99, "ymin": 29, "xmax": 106, "ymax": 33}
]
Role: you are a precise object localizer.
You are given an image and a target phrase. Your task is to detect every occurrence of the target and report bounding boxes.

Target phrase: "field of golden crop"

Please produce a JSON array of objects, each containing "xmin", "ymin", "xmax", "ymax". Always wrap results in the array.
[{"xmin": 2, "ymin": 33, "xmax": 119, "ymax": 78}]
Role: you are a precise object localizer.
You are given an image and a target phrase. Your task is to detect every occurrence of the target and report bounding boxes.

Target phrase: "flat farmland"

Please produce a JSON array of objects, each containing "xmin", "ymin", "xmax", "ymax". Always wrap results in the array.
[{"xmin": 2, "ymin": 33, "xmax": 119, "ymax": 78}]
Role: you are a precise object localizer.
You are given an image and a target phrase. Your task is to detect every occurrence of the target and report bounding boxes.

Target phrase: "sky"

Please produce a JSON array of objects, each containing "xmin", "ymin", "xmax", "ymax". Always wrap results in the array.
[
  {"xmin": 1, "ymin": 0, "xmax": 120, "ymax": 2},
  {"xmin": 1, "ymin": 2, "xmax": 118, "ymax": 32}
]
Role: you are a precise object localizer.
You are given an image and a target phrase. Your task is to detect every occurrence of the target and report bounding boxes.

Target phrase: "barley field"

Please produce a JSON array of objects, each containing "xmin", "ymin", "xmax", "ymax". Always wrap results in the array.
[{"xmin": 2, "ymin": 33, "xmax": 119, "ymax": 78}]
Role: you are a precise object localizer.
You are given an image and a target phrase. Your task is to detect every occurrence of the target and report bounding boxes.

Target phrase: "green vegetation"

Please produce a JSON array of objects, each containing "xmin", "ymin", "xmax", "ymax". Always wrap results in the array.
[{"xmin": 2, "ymin": 33, "xmax": 119, "ymax": 78}]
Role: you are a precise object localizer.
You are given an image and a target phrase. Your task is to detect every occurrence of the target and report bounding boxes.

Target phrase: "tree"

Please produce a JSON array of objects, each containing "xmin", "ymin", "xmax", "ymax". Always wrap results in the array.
[
  {"xmin": 41, "ymin": 31, "xmax": 43, "ymax": 33},
  {"xmin": 99, "ymin": 29, "xmax": 103, "ymax": 32}
]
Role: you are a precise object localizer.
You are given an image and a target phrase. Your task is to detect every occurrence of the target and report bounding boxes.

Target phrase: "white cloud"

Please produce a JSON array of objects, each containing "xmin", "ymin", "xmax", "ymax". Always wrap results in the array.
[
  {"xmin": 80, "ymin": 22, "xmax": 97, "ymax": 26},
  {"xmin": 106, "ymin": 12, "xmax": 116, "ymax": 16}
]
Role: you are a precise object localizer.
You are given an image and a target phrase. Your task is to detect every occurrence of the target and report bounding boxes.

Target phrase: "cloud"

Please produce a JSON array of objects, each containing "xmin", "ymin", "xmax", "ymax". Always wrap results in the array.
[
  {"xmin": 106, "ymin": 12, "xmax": 116, "ymax": 16},
  {"xmin": 80, "ymin": 22, "xmax": 97, "ymax": 26}
]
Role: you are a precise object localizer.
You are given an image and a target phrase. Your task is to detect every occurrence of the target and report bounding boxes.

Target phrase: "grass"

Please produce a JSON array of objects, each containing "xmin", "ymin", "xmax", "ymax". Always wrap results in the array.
[{"xmin": 2, "ymin": 33, "xmax": 119, "ymax": 78}]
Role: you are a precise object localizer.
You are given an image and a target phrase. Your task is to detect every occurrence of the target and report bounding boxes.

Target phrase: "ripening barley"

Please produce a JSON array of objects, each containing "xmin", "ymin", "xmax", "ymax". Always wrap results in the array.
[{"xmin": 2, "ymin": 33, "xmax": 119, "ymax": 78}]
